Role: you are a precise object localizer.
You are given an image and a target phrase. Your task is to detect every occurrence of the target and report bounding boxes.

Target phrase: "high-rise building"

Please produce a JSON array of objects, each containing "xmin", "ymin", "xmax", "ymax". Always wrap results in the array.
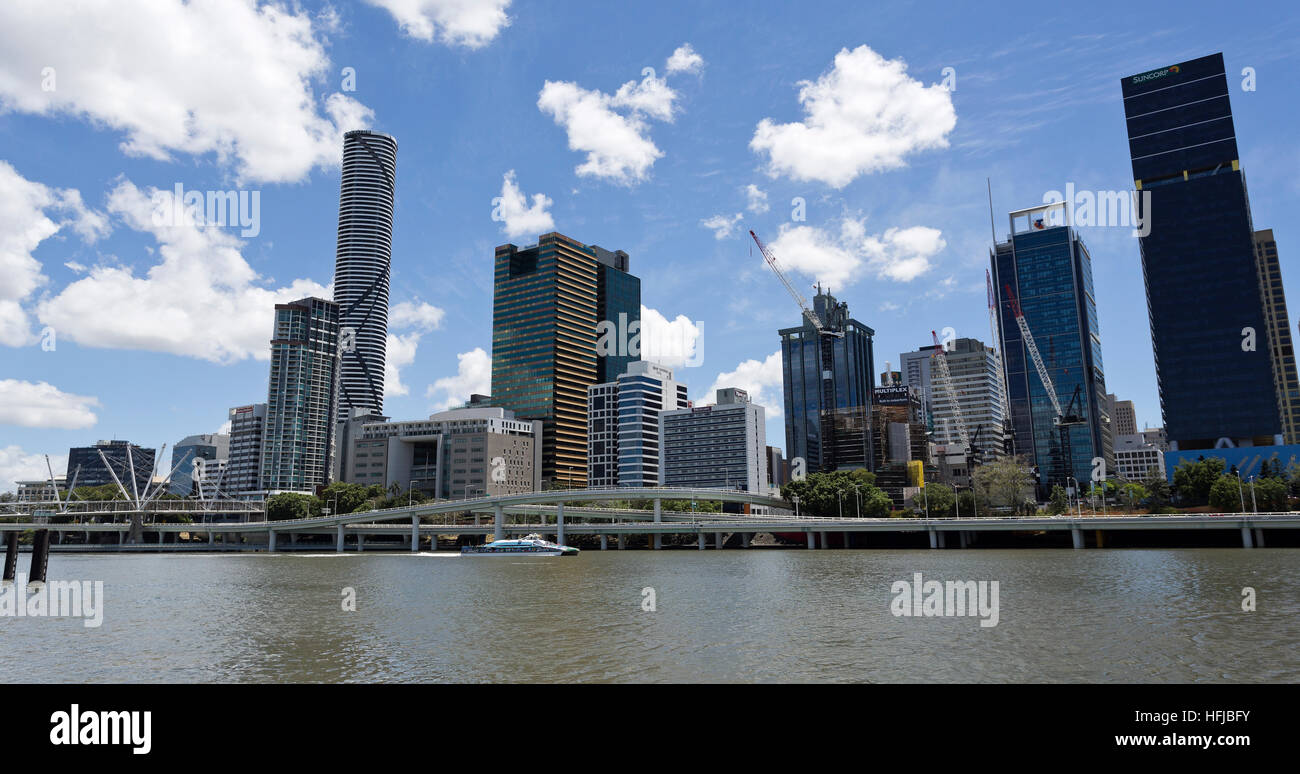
[
  {"xmin": 333, "ymin": 130, "xmax": 397, "ymax": 423},
  {"xmin": 226, "ymin": 403, "xmax": 267, "ymax": 497},
  {"xmin": 261, "ymin": 297, "xmax": 340, "ymax": 494},
  {"xmin": 1255, "ymin": 229, "xmax": 1300, "ymax": 444},
  {"xmin": 66, "ymin": 440, "xmax": 156, "ymax": 496},
  {"xmin": 492, "ymin": 232, "xmax": 640, "ymax": 488},
  {"xmin": 1113, "ymin": 433, "xmax": 1166, "ymax": 482},
  {"xmin": 992, "ymin": 203, "xmax": 1111, "ymax": 494},
  {"xmin": 1121, "ymin": 53, "xmax": 1280, "ymax": 450},
  {"xmin": 779, "ymin": 288, "xmax": 875, "ymax": 472},
  {"xmin": 341, "ymin": 407, "xmax": 541, "ymax": 499},
  {"xmin": 587, "ymin": 361, "xmax": 689, "ymax": 487},
  {"xmin": 899, "ymin": 346, "xmax": 935, "ymax": 429},
  {"xmin": 901, "ymin": 338, "xmax": 1006, "ymax": 466},
  {"xmin": 660, "ymin": 388, "xmax": 767, "ymax": 493},
  {"xmin": 592, "ymin": 246, "xmax": 641, "ymax": 384},
  {"xmin": 169, "ymin": 433, "xmax": 229, "ymax": 496}
]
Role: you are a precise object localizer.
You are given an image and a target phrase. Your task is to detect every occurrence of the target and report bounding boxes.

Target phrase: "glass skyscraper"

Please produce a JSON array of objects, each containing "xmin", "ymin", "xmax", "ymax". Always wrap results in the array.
[
  {"xmin": 992, "ymin": 206, "xmax": 1111, "ymax": 494},
  {"xmin": 261, "ymin": 297, "xmax": 340, "ymax": 494},
  {"xmin": 1121, "ymin": 53, "xmax": 1281, "ymax": 450},
  {"xmin": 492, "ymin": 232, "xmax": 640, "ymax": 488},
  {"xmin": 779, "ymin": 289, "xmax": 875, "ymax": 472}
]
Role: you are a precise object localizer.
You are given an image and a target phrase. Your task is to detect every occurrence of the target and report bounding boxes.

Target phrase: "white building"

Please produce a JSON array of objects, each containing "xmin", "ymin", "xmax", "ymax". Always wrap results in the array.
[
  {"xmin": 15, "ymin": 478, "xmax": 64, "ymax": 503},
  {"xmin": 660, "ymin": 388, "xmax": 766, "ymax": 493},
  {"xmin": 588, "ymin": 361, "xmax": 689, "ymax": 487},
  {"xmin": 905, "ymin": 338, "xmax": 1006, "ymax": 464},
  {"xmin": 1113, "ymin": 433, "xmax": 1165, "ymax": 481}
]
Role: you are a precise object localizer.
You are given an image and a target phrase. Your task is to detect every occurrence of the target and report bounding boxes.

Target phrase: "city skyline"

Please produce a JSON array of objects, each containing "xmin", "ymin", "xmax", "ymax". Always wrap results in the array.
[{"xmin": 3, "ymin": 1, "xmax": 1300, "ymax": 489}]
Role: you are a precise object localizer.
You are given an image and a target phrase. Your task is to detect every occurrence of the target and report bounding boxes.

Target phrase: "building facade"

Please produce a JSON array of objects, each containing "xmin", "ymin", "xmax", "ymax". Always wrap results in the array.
[
  {"xmin": 66, "ymin": 440, "xmax": 156, "ymax": 495},
  {"xmin": 1113, "ymin": 433, "xmax": 1166, "ymax": 481},
  {"xmin": 993, "ymin": 204, "xmax": 1112, "ymax": 494},
  {"xmin": 903, "ymin": 338, "xmax": 1006, "ymax": 465},
  {"xmin": 226, "ymin": 403, "xmax": 267, "ymax": 497},
  {"xmin": 779, "ymin": 288, "xmax": 875, "ymax": 473},
  {"xmin": 492, "ymin": 232, "xmax": 639, "ymax": 488},
  {"xmin": 1121, "ymin": 53, "xmax": 1281, "ymax": 450},
  {"xmin": 333, "ymin": 130, "xmax": 397, "ymax": 422},
  {"xmin": 261, "ymin": 297, "xmax": 340, "ymax": 494},
  {"xmin": 1255, "ymin": 229, "xmax": 1300, "ymax": 444},
  {"xmin": 660, "ymin": 388, "xmax": 767, "ymax": 493},
  {"xmin": 587, "ymin": 361, "xmax": 689, "ymax": 487},
  {"xmin": 15, "ymin": 478, "xmax": 64, "ymax": 503},
  {"xmin": 169, "ymin": 433, "xmax": 229, "ymax": 496}
]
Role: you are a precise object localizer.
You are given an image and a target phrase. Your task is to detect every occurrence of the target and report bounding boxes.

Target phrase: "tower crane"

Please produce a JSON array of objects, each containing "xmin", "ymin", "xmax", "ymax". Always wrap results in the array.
[
  {"xmin": 749, "ymin": 230, "xmax": 843, "ymax": 338},
  {"xmin": 930, "ymin": 330, "xmax": 973, "ymax": 456},
  {"xmin": 986, "ymin": 269, "xmax": 1013, "ymax": 453}
]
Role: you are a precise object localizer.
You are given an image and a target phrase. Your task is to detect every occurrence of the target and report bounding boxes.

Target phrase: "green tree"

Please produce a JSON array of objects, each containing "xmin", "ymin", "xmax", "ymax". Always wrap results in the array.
[
  {"xmin": 266, "ymin": 492, "xmax": 317, "ymax": 521},
  {"xmin": 1119, "ymin": 482, "xmax": 1150, "ymax": 511},
  {"xmin": 956, "ymin": 489, "xmax": 979, "ymax": 517},
  {"xmin": 1253, "ymin": 476, "xmax": 1288, "ymax": 511},
  {"xmin": 1208, "ymin": 474, "xmax": 1244, "ymax": 512},
  {"xmin": 782, "ymin": 469, "xmax": 888, "ymax": 518},
  {"xmin": 973, "ymin": 456, "xmax": 1034, "ymax": 513},
  {"xmin": 1048, "ymin": 485, "xmax": 1069, "ymax": 515},
  {"xmin": 1172, "ymin": 457, "xmax": 1226, "ymax": 505},
  {"xmin": 1142, "ymin": 468, "xmax": 1172, "ymax": 511},
  {"xmin": 915, "ymin": 483, "xmax": 955, "ymax": 518}
]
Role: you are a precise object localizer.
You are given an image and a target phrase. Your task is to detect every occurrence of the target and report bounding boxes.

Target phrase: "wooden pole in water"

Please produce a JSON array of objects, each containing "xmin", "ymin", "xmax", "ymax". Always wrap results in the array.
[{"xmin": 29, "ymin": 530, "xmax": 50, "ymax": 583}]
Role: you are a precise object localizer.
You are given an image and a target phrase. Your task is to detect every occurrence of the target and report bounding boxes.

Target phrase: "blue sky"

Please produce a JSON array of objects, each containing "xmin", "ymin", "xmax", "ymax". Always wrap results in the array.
[{"xmin": 1, "ymin": 0, "xmax": 1298, "ymax": 490}]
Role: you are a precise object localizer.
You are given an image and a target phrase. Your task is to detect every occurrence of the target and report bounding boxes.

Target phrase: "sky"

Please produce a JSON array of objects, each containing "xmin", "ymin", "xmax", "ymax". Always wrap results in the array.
[{"xmin": 1, "ymin": 0, "xmax": 1298, "ymax": 491}]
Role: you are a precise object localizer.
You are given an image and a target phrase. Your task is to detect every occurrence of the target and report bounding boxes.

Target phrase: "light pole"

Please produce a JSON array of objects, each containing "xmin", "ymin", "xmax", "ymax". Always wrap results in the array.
[
  {"xmin": 851, "ymin": 483, "xmax": 860, "ymax": 519},
  {"xmin": 1233, "ymin": 470, "xmax": 1246, "ymax": 513},
  {"xmin": 791, "ymin": 494, "xmax": 801, "ymax": 518},
  {"xmin": 923, "ymin": 485, "xmax": 930, "ymax": 520},
  {"xmin": 1248, "ymin": 474, "xmax": 1258, "ymax": 514},
  {"xmin": 837, "ymin": 490, "xmax": 844, "ymax": 519},
  {"xmin": 1068, "ymin": 477, "xmax": 1082, "ymax": 518},
  {"xmin": 955, "ymin": 485, "xmax": 961, "ymax": 519}
]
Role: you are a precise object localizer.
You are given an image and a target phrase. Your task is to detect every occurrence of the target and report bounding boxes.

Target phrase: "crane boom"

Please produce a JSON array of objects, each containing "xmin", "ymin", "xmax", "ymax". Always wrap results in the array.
[
  {"xmin": 931, "ymin": 331, "xmax": 973, "ymax": 453},
  {"xmin": 1004, "ymin": 283, "xmax": 1064, "ymax": 418},
  {"xmin": 749, "ymin": 230, "xmax": 832, "ymax": 335},
  {"xmin": 986, "ymin": 270, "xmax": 1013, "ymax": 428}
]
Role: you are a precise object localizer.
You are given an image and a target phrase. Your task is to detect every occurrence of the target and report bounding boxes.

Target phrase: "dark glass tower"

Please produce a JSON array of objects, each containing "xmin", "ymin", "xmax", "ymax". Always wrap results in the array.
[
  {"xmin": 779, "ymin": 289, "xmax": 875, "ymax": 472},
  {"xmin": 992, "ymin": 206, "xmax": 1111, "ymax": 495},
  {"xmin": 591, "ymin": 245, "xmax": 641, "ymax": 383},
  {"xmin": 1121, "ymin": 53, "xmax": 1280, "ymax": 450},
  {"xmin": 492, "ymin": 232, "xmax": 639, "ymax": 488},
  {"xmin": 65, "ymin": 440, "xmax": 156, "ymax": 495},
  {"xmin": 333, "ymin": 130, "xmax": 397, "ymax": 422}
]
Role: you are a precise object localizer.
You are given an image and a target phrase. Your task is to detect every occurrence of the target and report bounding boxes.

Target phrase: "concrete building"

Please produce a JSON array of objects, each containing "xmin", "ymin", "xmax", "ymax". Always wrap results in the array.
[
  {"xmin": 15, "ymin": 478, "xmax": 64, "ymax": 503},
  {"xmin": 261, "ymin": 297, "xmax": 340, "ymax": 494},
  {"xmin": 335, "ymin": 408, "xmax": 389, "ymax": 483},
  {"xmin": 1141, "ymin": 426, "xmax": 1169, "ymax": 452},
  {"xmin": 899, "ymin": 347, "xmax": 935, "ymax": 429},
  {"xmin": 766, "ymin": 446, "xmax": 789, "ymax": 492},
  {"xmin": 902, "ymin": 338, "xmax": 1006, "ymax": 466},
  {"xmin": 333, "ymin": 130, "xmax": 397, "ymax": 423},
  {"xmin": 169, "ymin": 433, "xmax": 229, "ymax": 496},
  {"xmin": 1255, "ymin": 229, "xmax": 1300, "ymax": 444},
  {"xmin": 1112, "ymin": 399, "xmax": 1137, "ymax": 436},
  {"xmin": 587, "ymin": 361, "xmax": 689, "ymax": 487},
  {"xmin": 226, "ymin": 403, "xmax": 267, "ymax": 497},
  {"xmin": 660, "ymin": 388, "xmax": 767, "ymax": 493},
  {"xmin": 1113, "ymin": 433, "xmax": 1166, "ymax": 481},
  {"xmin": 66, "ymin": 440, "xmax": 156, "ymax": 495},
  {"xmin": 343, "ymin": 406, "xmax": 541, "ymax": 499}
]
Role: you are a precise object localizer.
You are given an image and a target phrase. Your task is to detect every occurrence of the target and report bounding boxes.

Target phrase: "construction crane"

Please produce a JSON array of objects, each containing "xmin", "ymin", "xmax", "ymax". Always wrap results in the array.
[
  {"xmin": 986, "ymin": 269, "xmax": 1013, "ymax": 452},
  {"xmin": 749, "ymin": 230, "xmax": 843, "ymax": 338},
  {"xmin": 930, "ymin": 330, "xmax": 973, "ymax": 457}
]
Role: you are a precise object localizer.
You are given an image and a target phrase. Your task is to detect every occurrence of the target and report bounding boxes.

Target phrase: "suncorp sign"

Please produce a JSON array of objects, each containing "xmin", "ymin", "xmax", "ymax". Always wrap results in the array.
[{"xmin": 1131, "ymin": 64, "xmax": 1181, "ymax": 84}]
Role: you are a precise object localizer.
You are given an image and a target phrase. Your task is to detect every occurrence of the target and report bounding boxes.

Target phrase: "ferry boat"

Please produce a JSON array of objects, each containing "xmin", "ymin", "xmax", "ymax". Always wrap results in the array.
[{"xmin": 461, "ymin": 534, "xmax": 580, "ymax": 557}]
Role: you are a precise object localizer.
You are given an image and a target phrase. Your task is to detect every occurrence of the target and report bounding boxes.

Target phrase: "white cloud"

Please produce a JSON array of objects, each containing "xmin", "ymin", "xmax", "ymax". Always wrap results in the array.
[
  {"xmin": 426, "ymin": 347, "xmax": 491, "ymax": 410},
  {"xmin": 640, "ymin": 305, "xmax": 702, "ymax": 368},
  {"xmin": 385, "ymin": 301, "xmax": 446, "ymax": 396},
  {"xmin": 0, "ymin": 379, "xmax": 100, "ymax": 429},
  {"xmin": 0, "ymin": 161, "xmax": 108, "ymax": 346},
  {"xmin": 751, "ymin": 45, "xmax": 956, "ymax": 188},
  {"xmin": 35, "ymin": 180, "xmax": 330, "ymax": 363},
  {"xmin": 0, "ymin": 446, "xmax": 69, "ymax": 493},
  {"xmin": 364, "ymin": 0, "xmax": 512, "ymax": 48},
  {"xmin": 494, "ymin": 170, "xmax": 555, "ymax": 238},
  {"xmin": 745, "ymin": 184, "xmax": 770, "ymax": 214},
  {"xmin": 0, "ymin": 0, "xmax": 374, "ymax": 184},
  {"xmin": 700, "ymin": 212, "xmax": 743, "ymax": 240},
  {"xmin": 389, "ymin": 301, "xmax": 446, "ymax": 332},
  {"xmin": 768, "ymin": 218, "xmax": 945, "ymax": 287},
  {"xmin": 701, "ymin": 351, "xmax": 784, "ymax": 418},
  {"xmin": 666, "ymin": 43, "xmax": 705, "ymax": 75},
  {"xmin": 538, "ymin": 64, "xmax": 684, "ymax": 185}
]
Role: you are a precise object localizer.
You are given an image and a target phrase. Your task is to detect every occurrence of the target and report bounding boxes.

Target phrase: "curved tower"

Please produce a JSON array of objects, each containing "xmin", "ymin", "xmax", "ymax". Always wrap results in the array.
[{"xmin": 333, "ymin": 129, "xmax": 397, "ymax": 422}]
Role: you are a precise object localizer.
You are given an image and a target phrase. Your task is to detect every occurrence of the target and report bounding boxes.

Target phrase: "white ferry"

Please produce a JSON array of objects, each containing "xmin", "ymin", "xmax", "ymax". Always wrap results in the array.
[{"xmin": 461, "ymin": 534, "xmax": 580, "ymax": 557}]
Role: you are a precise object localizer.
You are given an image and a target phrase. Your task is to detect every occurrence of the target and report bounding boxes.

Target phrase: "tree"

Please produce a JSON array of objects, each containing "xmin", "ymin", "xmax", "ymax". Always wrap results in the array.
[
  {"xmin": 1142, "ymin": 468, "xmax": 1172, "ymax": 511},
  {"xmin": 916, "ymin": 483, "xmax": 955, "ymax": 518},
  {"xmin": 0, "ymin": 492, "xmax": 14, "ymax": 503},
  {"xmin": 1048, "ymin": 485, "xmax": 1069, "ymax": 515},
  {"xmin": 1119, "ymin": 482, "xmax": 1150, "ymax": 511},
  {"xmin": 1172, "ymin": 457, "xmax": 1225, "ymax": 505},
  {"xmin": 1253, "ymin": 476, "xmax": 1288, "ymax": 511},
  {"xmin": 782, "ymin": 469, "xmax": 889, "ymax": 518},
  {"xmin": 1208, "ymin": 475, "xmax": 1244, "ymax": 512},
  {"xmin": 956, "ymin": 489, "xmax": 979, "ymax": 517},
  {"xmin": 973, "ymin": 456, "xmax": 1034, "ymax": 513},
  {"xmin": 266, "ymin": 493, "xmax": 316, "ymax": 521}
]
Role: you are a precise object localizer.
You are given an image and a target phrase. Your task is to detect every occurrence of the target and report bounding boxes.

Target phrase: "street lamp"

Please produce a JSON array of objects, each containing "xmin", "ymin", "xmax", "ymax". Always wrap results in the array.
[
  {"xmin": 1233, "ymin": 470, "xmax": 1246, "ymax": 513},
  {"xmin": 1248, "ymin": 474, "xmax": 1258, "ymax": 514},
  {"xmin": 955, "ymin": 485, "xmax": 961, "ymax": 519},
  {"xmin": 837, "ymin": 490, "xmax": 844, "ymax": 519},
  {"xmin": 791, "ymin": 494, "xmax": 801, "ymax": 518},
  {"xmin": 851, "ymin": 483, "xmax": 861, "ymax": 519},
  {"xmin": 923, "ymin": 485, "xmax": 930, "ymax": 520},
  {"xmin": 1068, "ymin": 477, "xmax": 1082, "ymax": 518}
]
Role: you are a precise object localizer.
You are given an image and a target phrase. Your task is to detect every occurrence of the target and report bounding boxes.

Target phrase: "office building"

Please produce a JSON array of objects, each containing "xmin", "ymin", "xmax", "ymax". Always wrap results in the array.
[
  {"xmin": 1121, "ymin": 53, "xmax": 1280, "ymax": 450},
  {"xmin": 593, "ymin": 246, "xmax": 641, "ymax": 383},
  {"xmin": 1113, "ymin": 433, "xmax": 1166, "ymax": 481},
  {"xmin": 1111, "ymin": 398, "xmax": 1136, "ymax": 437},
  {"xmin": 335, "ymin": 408, "xmax": 389, "ymax": 483},
  {"xmin": 1141, "ymin": 426, "xmax": 1169, "ymax": 452},
  {"xmin": 899, "ymin": 347, "xmax": 935, "ymax": 430},
  {"xmin": 66, "ymin": 440, "xmax": 156, "ymax": 495},
  {"xmin": 492, "ymin": 231, "xmax": 640, "ymax": 488},
  {"xmin": 169, "ymin": 433, "xmax": 229, "ymax": 496},
  {"xmin": 261, "ymin": 297, "xmax": 340, "ymax": 494},
  {"xmin": 342, "ymin": 406, "xmax": 541, "ymax": 499},
  {"xmin": 226, "ymin": 403, "xmax": 267, "ymax": 497},
  {"xmin": 992, "ymin": 203, "xmax": 1111, "ymax": 494},
  {"xmin": 779, "ymin": 287, "xmax": 875, "ymax": 472},
  {"xmin": 587, "ymin": 361, "xmax": 689, "ymax": 487},
  {"xmin": 333, "ymin": 130, "xmax": 397, "ymax": 422},
  {"xmin": 660, "ymin": 388, "xmax": 767, "ymax": 493},
  {"xmin": 766, "ymin": 446, "xmax": 789, "ymax": 491},
  {"xmin": 900, "ymin": 338, "xmax": 1006, "ymax": 466},
  {"xmin": 15, "ymin": 478, "xmax": 64, "ymax": 503},
  {"xmin": 1255, "ymin": 229, "xmax": 1300, "ymax": 444}
]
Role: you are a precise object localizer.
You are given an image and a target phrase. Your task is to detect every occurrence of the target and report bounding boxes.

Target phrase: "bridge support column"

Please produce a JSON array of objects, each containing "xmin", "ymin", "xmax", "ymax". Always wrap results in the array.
[
  {"xmin": 29, "ymin": 530, "xmax": 50, "ymax": 583},
  {"xmin": 959, "ymin": 531, "xmax": 968, "ymax": 549},
  {"xmin": 336, "ymin": 525, "xmax": 344, "ymax": 553},
  {"xmin": 493, "ymin": 504, "xmax": 504, "ymax": 542},
  {"xmin": 715, "ymin": 532, "xmax": 723, "ymax": 550},
  {"xmin": 209, "ymin": 529, "xmax": 214, "ymax": 545},
  {"xmin": 1254, "ymin": 528, "xmax": 1265, "ymax": 548},
  {"xmin": 929, "ymin": 528, "xmax": 938, "ymax": 549},
  {"xmin": 617, "ymin": 534, "xmax": 626, "ymax": 550},
  {"xmin": 118, "ymin": 530, "xmax": 124, "ymax": 545},
  {"xmin": 819, "ymin": 531, "xmax": 827, "ymax": 549},
  {"xmin": 1241, "ymin": 526, "xmax": 1254, "ymax": 549},
  {"xmin": 357, "ymin": 533, "xmax": 365, "ymax": 552},
  {"xmin": 807, "ymin": 532, "xmax": 815, "ymax": 550},
  {"xmin": 697, "ymin": 533, "xmax": 705, "ymax": 550},
  {"xmin": 411, "ymin": 515, "xmax": 419, "ymax": 552},
  {"xmin": 268, "ymin": 530, "xmax": 277, "ymax": 553},
  {"xmin": 600, "ymin": 534, "xmax": 608, "ymax": 551},
  {"xmin": 3, "ymin": 532, "xmax": 18, "ymax": 581},
  {"xmin": 556, "ymin": 503, "xmax": 565, "ymax": 546},
  {"xmin": 653, "ymin": 499, "xmax": 662, "ymax": 550},
  {"xmin": 1071, "ymin": 528, "xmax": 1084, "ymax": 550},
  {"xmin": 742, "ymin": 533, "xmax": 751, "ymax": 549}
]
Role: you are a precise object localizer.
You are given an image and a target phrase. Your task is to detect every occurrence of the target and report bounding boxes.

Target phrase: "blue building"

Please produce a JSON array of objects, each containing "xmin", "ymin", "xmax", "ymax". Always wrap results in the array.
[
  {"xmin": 992, "ymin": 204, "xmax": 1111, "ymax": 495},
  {"xmin": 1121, "ymin": 53, "xmax": 1282, "ymax": 451},
  {"xmin": 587, "ymin": 361, "xmax": 688, "ymax": 487},
  {"xmin": 779, "ymin": 288, "xmax": 875, "ymax": 472},
  {"xmin": 169, "ymin": 433, "xmax": 229, "ymax": 496}
]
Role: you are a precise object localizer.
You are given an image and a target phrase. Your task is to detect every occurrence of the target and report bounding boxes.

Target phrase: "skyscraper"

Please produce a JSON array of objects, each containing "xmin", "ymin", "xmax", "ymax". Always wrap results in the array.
[
  {"xmin": 333, "ymin": 130, "xmax": 397, "ymax": 423},
  {"xmin": 492, "ymin": 232, "xmax": 640, "ymax": 488},
  {"xmin": 909, "ymin": 337, "xmax": 1007, "ymax": 465},
  {"xmin": 1121, "ymin": 53, "xmax": 1280, "ymax": 450},
  {"xmin": 592, "ymin": 246, "xmax": 641, "ymax": 383},
  {"xmin": 587, "ymin": 361, "xmax": 689, "ymax": 487},
  {"xmin": 169, "ymin": 433, "xmax": 229, "ymax": 496},
  {"xmin": 992, "ymin": 203, "xmax": 1111, "ymax": 494},
  {"xmin": 225, "ymin": 403, "xmax": 266, "ymax": 497},
  {"xmin": 65, "ymin": 440, "xmax": 155, "ymax": 496},
  {"xmin": 779, "ymin": 288, "xmax": 875, "ymax": 472},
  {"xmin": 261, "ymin": 297, "xmax": 340, "ymax": 494},
  {"xmin": 660, "ymin": 388, "xmax": 767, "ymax": 493},
  {"xmin": 1255, "ymin": 229, "xmax": 1300, "ymax": 444}
]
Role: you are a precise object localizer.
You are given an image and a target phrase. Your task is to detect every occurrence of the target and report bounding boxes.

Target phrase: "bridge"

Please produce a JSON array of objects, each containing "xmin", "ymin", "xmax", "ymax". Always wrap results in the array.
[{"xmin": 3, "ymin": 487, "xmax": 1298, "ymax": 551}]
